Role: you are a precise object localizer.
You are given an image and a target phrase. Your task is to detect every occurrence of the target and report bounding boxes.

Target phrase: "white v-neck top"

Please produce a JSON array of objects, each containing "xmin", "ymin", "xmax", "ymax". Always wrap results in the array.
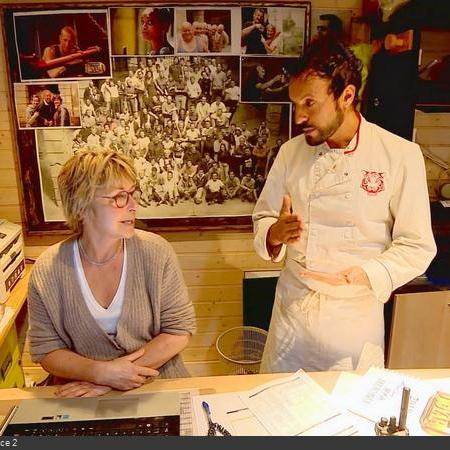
[{"xmin": 73, "ymin": 240, "xmax": 127, "ymax": 336}]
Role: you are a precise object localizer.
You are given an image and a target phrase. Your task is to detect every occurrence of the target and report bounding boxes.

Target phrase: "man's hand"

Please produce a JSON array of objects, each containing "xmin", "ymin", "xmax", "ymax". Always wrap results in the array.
[
  {"xmin": 95, "ymin": 348, "xmax": 159, "ymax": 391},
  {"xmin": 300, "ymin": 266, "xmax": 371, "ymax": 287},
  {"xmin": 55, "ymin": 381, "xmax": 112, "ymax": 398},
  {"xmin": 267, "ymin": 194, "xmax": 302, "ymax": 255}
]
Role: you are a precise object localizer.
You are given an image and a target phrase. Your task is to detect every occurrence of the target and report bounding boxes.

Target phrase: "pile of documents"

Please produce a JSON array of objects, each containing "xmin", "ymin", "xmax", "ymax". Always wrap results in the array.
[{"xmin": 191, "ymin": 368, "xmax": 450, "ymax": 436}]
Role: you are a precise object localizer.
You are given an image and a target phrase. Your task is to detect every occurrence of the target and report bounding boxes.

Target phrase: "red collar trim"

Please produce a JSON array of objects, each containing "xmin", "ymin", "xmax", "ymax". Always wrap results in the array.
[{"xmin": 344, "ymin": 112, "xmax": 361, "ymax": 155}]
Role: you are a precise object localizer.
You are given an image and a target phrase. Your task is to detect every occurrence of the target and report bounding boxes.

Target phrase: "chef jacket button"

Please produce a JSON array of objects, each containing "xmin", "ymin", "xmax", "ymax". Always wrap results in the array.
[{"xmin": 345, "ymin": 193, "xmax": 351, "ymax": 199}]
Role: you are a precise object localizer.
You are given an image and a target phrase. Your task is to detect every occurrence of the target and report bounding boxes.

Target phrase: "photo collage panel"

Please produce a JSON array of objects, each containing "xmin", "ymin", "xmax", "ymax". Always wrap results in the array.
[{"xmin": 8, "ymin": 4, "xmax": 310, "ymax": 227}]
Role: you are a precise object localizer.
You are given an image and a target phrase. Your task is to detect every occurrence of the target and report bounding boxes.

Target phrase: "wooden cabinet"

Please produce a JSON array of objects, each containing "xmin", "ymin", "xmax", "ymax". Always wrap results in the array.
[
  {"xmin": 0, "ymin": 265, "xmax": 32, "ymax": 387},
  {"xmin": 387, "ymin": 290, "xmax": 450, "ymax": 368}
]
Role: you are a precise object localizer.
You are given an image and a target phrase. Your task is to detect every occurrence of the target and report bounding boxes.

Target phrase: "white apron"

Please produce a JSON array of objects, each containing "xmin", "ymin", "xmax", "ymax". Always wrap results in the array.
[{"xmin": 260, "ymin": 260, "xmax": 385, "ymax": 373}]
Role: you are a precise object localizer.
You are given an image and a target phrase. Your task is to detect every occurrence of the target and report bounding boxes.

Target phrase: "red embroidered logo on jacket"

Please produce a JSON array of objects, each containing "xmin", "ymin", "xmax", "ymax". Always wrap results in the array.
[{"xmin": 361, "ymin": 171, "xmax": 385, "ymax": 195}]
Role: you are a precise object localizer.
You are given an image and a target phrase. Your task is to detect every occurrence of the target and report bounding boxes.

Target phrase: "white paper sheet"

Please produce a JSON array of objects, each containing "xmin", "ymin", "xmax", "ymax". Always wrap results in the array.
[
  {"xmin": 238, "ymin": 370, "xmax": 357, "ymax": 436},
  {"xmin": 191, "ymin": 392, "xmax": 269, "ymax": 436},
  {"xmin": 332, "ymin": 372, "xmax": 378, "ymax": 436}
]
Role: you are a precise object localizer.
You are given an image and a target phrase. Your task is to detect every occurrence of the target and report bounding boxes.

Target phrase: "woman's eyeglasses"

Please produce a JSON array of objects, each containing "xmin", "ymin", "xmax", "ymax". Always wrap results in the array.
[{"xmin": 98, "ymin": 188, "xmax": 142, "ymax": 208}]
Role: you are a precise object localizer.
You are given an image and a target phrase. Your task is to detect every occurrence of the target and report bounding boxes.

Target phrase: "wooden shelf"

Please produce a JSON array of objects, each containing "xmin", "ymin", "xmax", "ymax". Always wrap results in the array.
[{"xmin": 0, "ymin": 264, "xmax": 32, "ymax": 348}]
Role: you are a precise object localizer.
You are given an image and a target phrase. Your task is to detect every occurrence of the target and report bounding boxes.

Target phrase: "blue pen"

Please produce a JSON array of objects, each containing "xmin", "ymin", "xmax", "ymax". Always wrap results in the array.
[{"xmin": 201, "ymin": 401, "xmax": 232, "ymax": 436}]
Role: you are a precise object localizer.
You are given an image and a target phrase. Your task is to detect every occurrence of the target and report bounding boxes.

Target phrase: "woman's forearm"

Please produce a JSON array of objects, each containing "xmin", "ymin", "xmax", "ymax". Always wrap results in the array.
[
  {"xmin": 40, "ymin": 349, "xmax": 103, "ymax": 384},
  {"xmin": 134, "ymin": 333, "xmax": 190, "ymax": 369}
]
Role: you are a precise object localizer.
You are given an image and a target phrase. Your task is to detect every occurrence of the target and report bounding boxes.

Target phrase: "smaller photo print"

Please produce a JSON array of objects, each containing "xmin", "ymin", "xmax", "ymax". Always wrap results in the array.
[
  {"xmin": 241, "ymin": 57, "xmax": 296, "ymax": 103},
  {"xmin": 35, "ymin": 128, "xmax": 76, "ymax": 222},
  {"xmin": 14, "ymin": 82, "xmax": 81, "ymax": 129},
  {"xmin": 13, "ymin": 10, "xmax": 111, "ymax": 81},
  {"xmin": 311, "ymin": 9, "xmax": 354, "ymax": 43},
  {"xmin": 241, "ymin": 6, "xmax": 309, "ymax": 56},
  {"xmin": 175, "ymin": 7, "xmax": 240, "ymax": 54},
  {"xmin": 110, "ymin": 7, "xmax": 175, "ymax": 56}
]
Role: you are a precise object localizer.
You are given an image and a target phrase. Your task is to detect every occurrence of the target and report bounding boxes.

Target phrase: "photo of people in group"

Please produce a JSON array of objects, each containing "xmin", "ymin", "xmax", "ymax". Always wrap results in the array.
[
  {"xmin": 241, "ymin": 6, "xmax": 309, "ymax": 56},
  {"xmin": 33, "ymin": 52, "xmax": 291, "ymax": 221},
  {"xmin": 14, "ymin": 82, "xmax": 81, "ymax": 129},
  {"xmin": 175, "ymin": 8, "xmax": 241, "ymax": 54},
  {"xmin": 13, "ymin": 10, "xmax": 111, "ymax": 81},
  {"xmin": 8, "ymin": 5, "xmax": 307, "ymax": 228},
  {"xmin": 110, "ymin": 7, "xmax": 175, "ymax": 56}
]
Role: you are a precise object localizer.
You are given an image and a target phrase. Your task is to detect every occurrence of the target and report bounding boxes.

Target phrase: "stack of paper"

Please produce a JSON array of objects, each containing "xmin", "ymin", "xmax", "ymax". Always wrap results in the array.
[
  {"xmin": 342, "ymin": 367, "xmax": 450, "ymax": 436},
  {"xmin": 239, "ymin": 371, "xmax": 356, "ymax": 436},
  {"xmin": 192, "ymin": 370, "xmax": 357, "ymax": 436},
  {"xmin": 192, "ymin": 368, "xmax": 450, "ymax": 436}
]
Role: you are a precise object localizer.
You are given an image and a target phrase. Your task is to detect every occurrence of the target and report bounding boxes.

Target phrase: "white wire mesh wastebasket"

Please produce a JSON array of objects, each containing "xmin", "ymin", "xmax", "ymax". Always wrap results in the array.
[{"xmin": 216, "ymin": 326, "xmax": 268, "ymax": 375}]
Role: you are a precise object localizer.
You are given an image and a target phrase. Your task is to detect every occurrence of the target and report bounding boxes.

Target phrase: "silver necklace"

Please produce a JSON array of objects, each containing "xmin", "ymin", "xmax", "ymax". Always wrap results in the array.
[{"xmin": 78, "ymin": 238, "xmax": 123, "ymax": 266}]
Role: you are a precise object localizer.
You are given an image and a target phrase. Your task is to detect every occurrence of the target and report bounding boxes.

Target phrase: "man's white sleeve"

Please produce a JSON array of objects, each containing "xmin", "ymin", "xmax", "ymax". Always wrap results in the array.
[
  {"xmin": 362, "ymin": 144, "xmax": 437, "ymax": 303},
  {"xmin": 252, "ymin": 147, "xmax": 288, "ymax": 262}
]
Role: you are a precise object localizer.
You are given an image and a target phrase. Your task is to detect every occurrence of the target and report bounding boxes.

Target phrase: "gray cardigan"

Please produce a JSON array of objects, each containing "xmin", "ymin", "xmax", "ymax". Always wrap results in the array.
[{"xmin": 28, "ymin": 230, "xmax": 196, "ymax": 379}]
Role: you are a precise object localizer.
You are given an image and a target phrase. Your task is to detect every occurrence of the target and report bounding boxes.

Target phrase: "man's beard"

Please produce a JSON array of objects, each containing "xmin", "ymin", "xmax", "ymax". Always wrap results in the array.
[{"xmin": 303, "ymin": 105, "xmax": 345, "ymax": 146}]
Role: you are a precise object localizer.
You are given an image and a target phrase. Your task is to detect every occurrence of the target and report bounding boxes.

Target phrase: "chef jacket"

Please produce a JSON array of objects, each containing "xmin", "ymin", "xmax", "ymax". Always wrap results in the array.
[
  {"xmin": 253, "ymin": 116, "xmax": 436, "ymax": 304},
  {"xmin": 253, "ymin": 116, "xmax": 436, "ymax": 371}
]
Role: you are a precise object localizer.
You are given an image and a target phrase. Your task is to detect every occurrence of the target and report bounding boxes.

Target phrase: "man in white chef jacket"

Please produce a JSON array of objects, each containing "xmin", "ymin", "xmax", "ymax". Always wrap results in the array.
[{"xmin": 253, "ymin": 39, "xmax": 437, "ymax": 373}]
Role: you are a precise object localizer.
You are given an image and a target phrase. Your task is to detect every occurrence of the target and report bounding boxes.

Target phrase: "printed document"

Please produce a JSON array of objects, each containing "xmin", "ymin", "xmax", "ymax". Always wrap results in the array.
[{"xmin": 238, "ymin": 370, "xmax": 357, "ymax": 436}]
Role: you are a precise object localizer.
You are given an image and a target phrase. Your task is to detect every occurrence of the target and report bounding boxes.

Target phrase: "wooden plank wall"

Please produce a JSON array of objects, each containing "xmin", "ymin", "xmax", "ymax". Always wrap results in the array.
[
  {"xmin": 415, "ymin": 29, "xmax": 450, "ymax": 200},
  {"xmin": 416, "ymin": 110, "xmax": 450, "ymax": 201},
  {"xmin": 0, "ymin": 0, "xmax": 364, "ymax": 378}
]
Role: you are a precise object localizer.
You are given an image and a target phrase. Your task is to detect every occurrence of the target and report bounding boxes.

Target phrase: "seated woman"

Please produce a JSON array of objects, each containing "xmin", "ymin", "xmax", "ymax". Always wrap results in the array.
[{"xmin": 28, "ymin": 150, "xmax": 196, "ymax": 397}]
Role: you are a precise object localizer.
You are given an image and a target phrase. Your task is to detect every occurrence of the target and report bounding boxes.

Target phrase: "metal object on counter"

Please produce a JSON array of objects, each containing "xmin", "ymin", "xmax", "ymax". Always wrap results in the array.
[{"xmin": 375, "ymin": 387, "xmax": 410, "ymax": 436}]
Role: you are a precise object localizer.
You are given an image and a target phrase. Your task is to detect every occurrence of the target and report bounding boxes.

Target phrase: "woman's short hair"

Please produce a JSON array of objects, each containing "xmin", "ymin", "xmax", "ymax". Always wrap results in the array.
[
  {"xmin": 142, "ymin": 7, "xmax": 173, "ymax": 27},
  {"xmin": 293, "ymin": 38, "xmax": 362, "ymax": 105},
  {"xmin": 57, "ymin": 149, "xmax": 136, "ymax": 233}
]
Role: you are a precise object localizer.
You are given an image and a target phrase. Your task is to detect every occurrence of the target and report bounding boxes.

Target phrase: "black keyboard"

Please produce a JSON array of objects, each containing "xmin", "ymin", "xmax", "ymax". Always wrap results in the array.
[{"xmin": 4, "ymin": 415, "xmax": 180, "ymax": 436}]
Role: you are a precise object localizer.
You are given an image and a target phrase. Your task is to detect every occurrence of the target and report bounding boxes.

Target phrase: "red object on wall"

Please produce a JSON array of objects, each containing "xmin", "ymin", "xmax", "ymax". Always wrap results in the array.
[{"xmin": 363, "ymin": 0, "xmax": 380, "ymax": 17}]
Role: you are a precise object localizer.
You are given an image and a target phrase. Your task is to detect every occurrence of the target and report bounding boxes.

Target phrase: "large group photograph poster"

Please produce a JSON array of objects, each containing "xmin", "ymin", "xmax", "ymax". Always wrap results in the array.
[{"xmin": 4, "ymin": 3, "xmax": 310, "ymax": 232}]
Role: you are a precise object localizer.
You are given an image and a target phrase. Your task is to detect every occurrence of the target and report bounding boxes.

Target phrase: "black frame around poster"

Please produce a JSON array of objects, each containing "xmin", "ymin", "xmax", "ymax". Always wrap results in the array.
[{"xmin": 3, "ymin": 2, "xmax": 310, "ymax": 233}]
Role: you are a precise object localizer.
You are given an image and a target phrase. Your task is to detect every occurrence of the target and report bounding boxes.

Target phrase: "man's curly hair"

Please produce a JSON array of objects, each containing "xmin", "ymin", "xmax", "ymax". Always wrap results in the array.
[{"xmin": 294, "ymin": 39, "xmax": 363, "ymax": 105}]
